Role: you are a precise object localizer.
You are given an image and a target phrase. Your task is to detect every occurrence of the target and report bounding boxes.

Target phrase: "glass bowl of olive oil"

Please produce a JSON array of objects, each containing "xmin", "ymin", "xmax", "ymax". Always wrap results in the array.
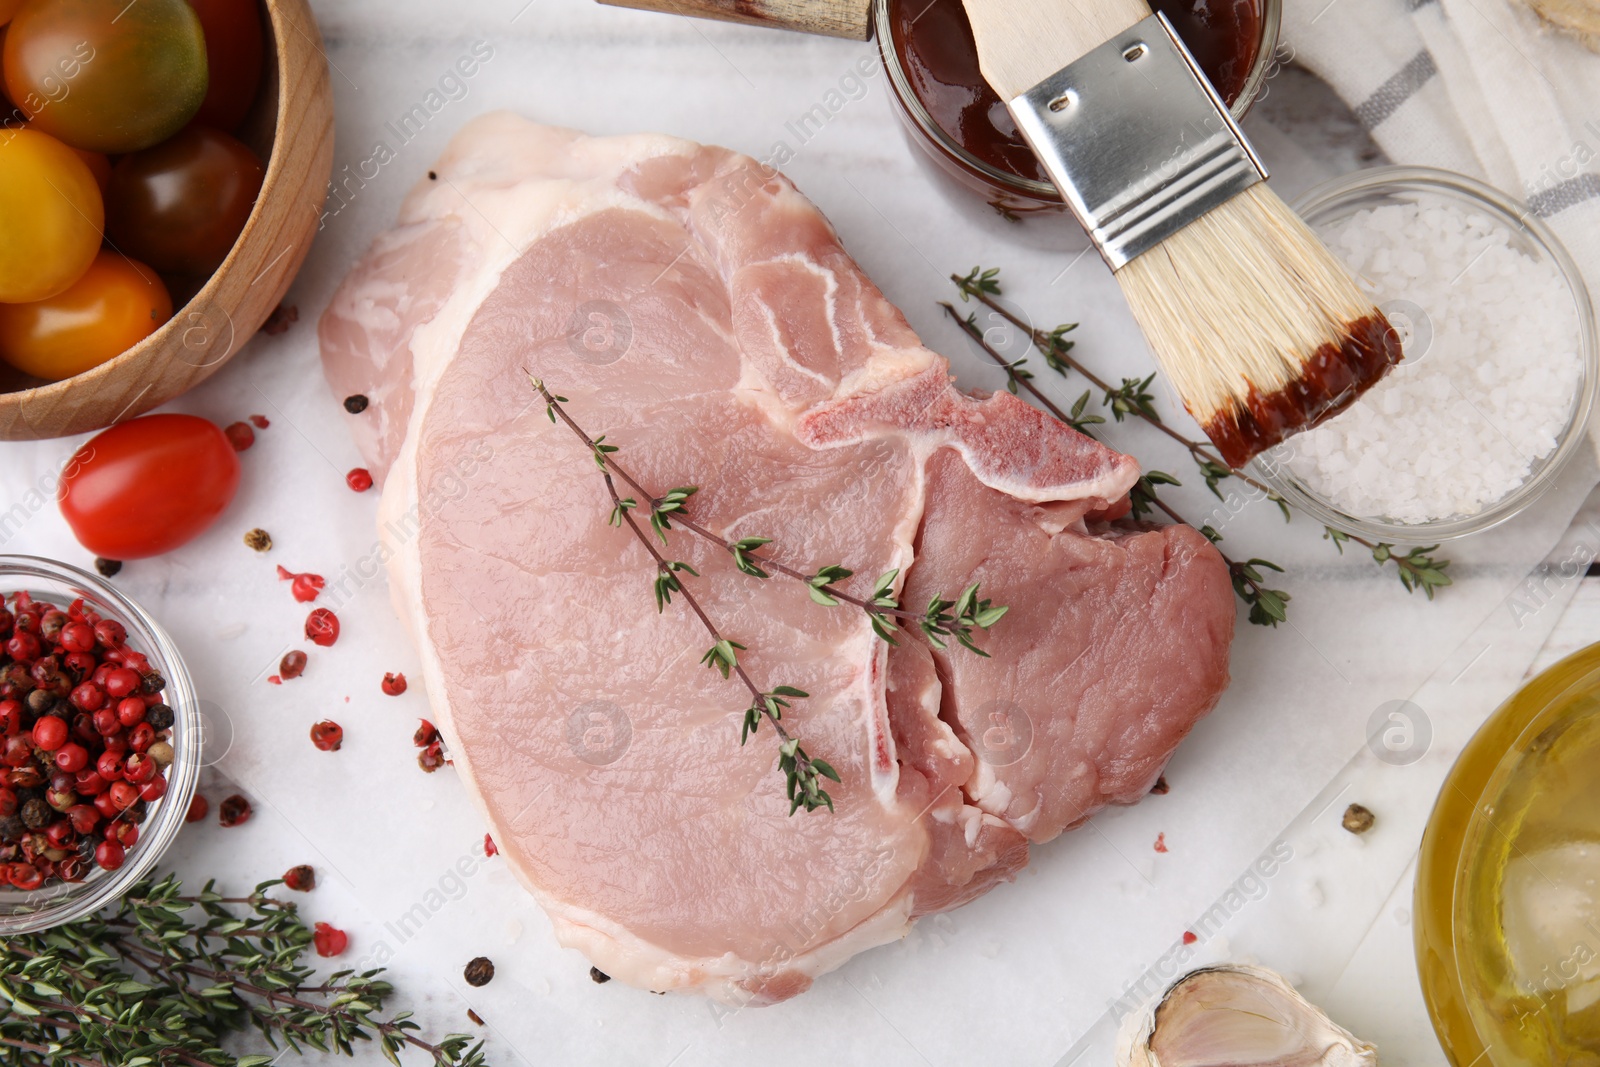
[{"xmin": 1417, "ymin": 642, "xmax": 1600, "ymax": 1064}]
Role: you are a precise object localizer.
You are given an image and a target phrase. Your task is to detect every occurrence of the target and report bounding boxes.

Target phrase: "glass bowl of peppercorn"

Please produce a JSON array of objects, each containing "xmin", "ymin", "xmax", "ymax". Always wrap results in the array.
[{"xmin": 0, "ymin": 556, "xmax": 199, "ymax": 933}]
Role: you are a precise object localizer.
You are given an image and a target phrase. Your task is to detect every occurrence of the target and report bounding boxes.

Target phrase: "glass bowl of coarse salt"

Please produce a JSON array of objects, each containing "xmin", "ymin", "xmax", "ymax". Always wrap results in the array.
[{"xmin": 1252, "ymin": 166, "xmax": 1597, "ymax": 542}]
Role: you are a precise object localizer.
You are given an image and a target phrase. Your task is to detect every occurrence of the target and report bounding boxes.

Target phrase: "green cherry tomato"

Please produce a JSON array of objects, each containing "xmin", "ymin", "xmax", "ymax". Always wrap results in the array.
[
  {"xmin": 106, "ymin": 126, "xmax": 265, "ymax": 275},
  {"xmin": 188, "ymin": 0, "xmax": 265, "ymax": 131},
  {"xmin": 59, "ymin": 414, "xmax": 241, "ymax": 559},
  {"xmin": 3, "ymin": 0, "xmax": 208, "ymax": 154}
]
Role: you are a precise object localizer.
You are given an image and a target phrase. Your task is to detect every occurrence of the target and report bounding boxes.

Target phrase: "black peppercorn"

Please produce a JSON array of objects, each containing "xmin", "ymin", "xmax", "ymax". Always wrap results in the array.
[
  {"xmin": 20, "ymin": 798, "xmax": 50, "ymax": 830},
  {"xmin": 142, "ymin": 672, "xmax": 167, "ymax": 696},
  {"xmin": 589, "ymin": 967, "xmax": 610, "ymax": 984},
  {"xmin": 0, "ymin": 814, "xmax": 24, "ymax": 840},
  {"xmin": 95, "ymin": 558, "xmax": 123, "ymax": 577},
  {"xmin": 145, "ymin": 704, "xmax": 175, "ymax": 731},
  {"xmin": 343, "ymin": 394, "xmax": 370, "ymax": 414},
  {"xmin": 463, "ymin": 956, "xmax": 495, "ymax": 987},
  {"xmin": 26, "ymin": 689, "xmax": 57, "ymax": 715}
]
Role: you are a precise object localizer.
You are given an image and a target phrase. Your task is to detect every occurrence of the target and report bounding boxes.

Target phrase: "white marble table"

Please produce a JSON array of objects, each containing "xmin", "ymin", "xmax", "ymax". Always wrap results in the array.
[{"xmin": 1, "ymin": 2, "xmax": 1595, "ymax": 1063}]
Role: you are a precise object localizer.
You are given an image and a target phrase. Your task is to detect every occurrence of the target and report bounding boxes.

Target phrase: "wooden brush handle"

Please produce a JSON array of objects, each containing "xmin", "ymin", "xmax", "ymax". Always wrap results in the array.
[
  {"xmin": 963, "ymin": 0, "xmax": 1153, "ymax": 98},
  {"xmin": 596, "ymin": 0, "xmax": 872, "ymax": 40}
]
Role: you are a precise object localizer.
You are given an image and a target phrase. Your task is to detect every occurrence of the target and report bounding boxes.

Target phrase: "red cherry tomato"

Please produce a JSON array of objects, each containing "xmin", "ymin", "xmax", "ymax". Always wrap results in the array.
[
  {"xmin": 58, "ymin": 414, "xmax": 241, "ymax": 559},
  {"xmin": 187, "ymin": 0, "xmax": 265, "ymax": 131}
]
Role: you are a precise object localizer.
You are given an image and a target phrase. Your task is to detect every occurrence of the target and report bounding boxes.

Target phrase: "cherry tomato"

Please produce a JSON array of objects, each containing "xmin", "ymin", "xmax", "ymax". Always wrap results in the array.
[
  {"xmin": 187, "ymin": 0, "xmax": 265, "ymax": 131},
  {"xmin": 59, "ymin": 414, "xmax": 241, "ymax": 559},
  {"xmin": 106, "ymin": 127, "xmax": 264, "ymax": 275},
  {"xmin": 0, "ymin": 252, "xmax": 172, "ymax": 381},
  {"xmin": 4, "ymin": 0, "xmax": 207, "ymax": 154},
  {"xmin": 0, "ymin": 128, "xmax": 103, "ymax": 303},
  {"xmin": 17, "ymin": 122, "xmax": 109, "ymax": 191}
]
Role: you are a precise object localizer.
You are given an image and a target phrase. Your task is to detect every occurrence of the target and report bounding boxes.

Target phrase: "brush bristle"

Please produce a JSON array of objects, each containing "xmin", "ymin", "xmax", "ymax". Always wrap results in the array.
[{"xmin": 1118, "ymin": 184, "xmax": 1402, "ymax": 469}]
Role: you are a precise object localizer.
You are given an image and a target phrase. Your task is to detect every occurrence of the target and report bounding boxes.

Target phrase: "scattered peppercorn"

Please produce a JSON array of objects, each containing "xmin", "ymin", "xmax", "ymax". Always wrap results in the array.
[
  {"xmin": 417, "ymin": 742, "xmax": 445, "ymax": 773},
  {"xmin": 467, "ymin": 1009, "xmax": 485, "ymax": 1027},
  {"xmin": 463, "ymin": 956, "xmax": 495, "ymax": 987},
  {"xmin": 1153, "ymin": 832, "xmax": 1169, "ymax": 853},
  {"xmin": 224, "ymin": 422, "xmax": 255, "ymax": 451},
  {"xmin": 218, "ymin": 794, "xmax": 252, "ymax": 827},
  {"xmin": 276, "ymin": 566, "xmax": 325, "ymax": 603},
  {"xmin": 483, "ymin": 833, "xmax": 496, "ymax": 857},
  {"xmin": 310, "ymin": 720, "xmax": 343, "ymax": 752},
  {"xmin": 1182, "ymin": 931, "xmax": 1198, "ymax": 945},
  {"xmin": 305, "ymin": 608, "xmax": 340, "ymax": 647},
  {"xmin": 313, "ymin": 921, "xmax": 348, "ymax": 958},
  {"xmin": 414, "ymin": 719, "xmax": 440, "ymax": 748},
  {"xmin": 1150, "ymin": 776, "xmax": 1170, "ymax": 795},
  {"xmin": 249, "ymin": 414, "xmax": 270, "ymax": 429},
  {"xmin": 381, "ymin": 672, "xmax": 407, "ymax": 696},
  {"xmin": 244, "ymin": 528, "xmax": 273, "ymax": 552},
  {"xmin": 343, "ymin": 394, "xmax": 369, "ymax": 414},
  {"xmin": 280, "ymin": 650, "xmax": 308, "ymax": 680},
  {"xmin": 186, "ymin": 794, "xmax": 209, "ymax": 823},
  {"xmin": 283, "ymin": 864, "xmax": 316, "ymax": 891},
  {"xmin": 1342, "ymin": 803, "xmax": 1376, "ymax": 835},
  {"xmin": 428, "ymin": 171, "xmax": 438, "ymax": 180},
  {"xmin": 94, "ymin": 558, "xmax": 122, "ymax": 578},
  {"xmin": 346, "ymin": 468, "xmax": 374, "ymax": 493},
  {"xmin": 589, "ymin": 967, "xmax": 610, "ymax": 984},
  {"xmin": 261, "ymin": 303, "xmax": 299, "ymax": 336}
]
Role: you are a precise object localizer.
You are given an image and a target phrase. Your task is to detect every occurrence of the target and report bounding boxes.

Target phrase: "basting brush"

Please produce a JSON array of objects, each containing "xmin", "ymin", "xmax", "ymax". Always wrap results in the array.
[{"xmin": 962, "ymin": 0, "xmax": 1402, "ymax": 468}]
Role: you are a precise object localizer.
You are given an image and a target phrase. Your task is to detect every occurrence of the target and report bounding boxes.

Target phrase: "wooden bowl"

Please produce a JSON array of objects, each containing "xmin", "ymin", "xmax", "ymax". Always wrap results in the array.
[{"xmin": 0, "ymin": 0, "xmax": 335, "ymax": 440}]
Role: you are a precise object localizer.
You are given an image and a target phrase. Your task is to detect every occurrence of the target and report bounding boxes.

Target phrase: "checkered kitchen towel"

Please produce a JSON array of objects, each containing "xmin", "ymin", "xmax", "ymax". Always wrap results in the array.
[{"xmin": 1285, "ymin": 0, "xmax": 1600, "ymax": 440}]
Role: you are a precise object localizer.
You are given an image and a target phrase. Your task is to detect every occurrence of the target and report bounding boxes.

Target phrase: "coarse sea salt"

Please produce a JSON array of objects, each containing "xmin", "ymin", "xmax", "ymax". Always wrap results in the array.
[{"xmin": 1278, "ymin": 193, "xmax": 1582, "ymax": 524}]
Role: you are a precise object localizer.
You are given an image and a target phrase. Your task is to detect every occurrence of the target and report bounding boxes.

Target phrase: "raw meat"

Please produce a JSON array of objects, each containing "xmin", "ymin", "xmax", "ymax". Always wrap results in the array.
[{"xmin": 320, "ymin": 113, "xmax": 1234, "ymax": 1004}]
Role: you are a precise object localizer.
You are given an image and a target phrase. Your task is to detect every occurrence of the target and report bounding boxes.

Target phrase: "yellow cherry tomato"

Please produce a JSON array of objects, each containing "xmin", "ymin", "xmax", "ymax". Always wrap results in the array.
[
  {"xmin": 0, "ymin": 128, "xmax": 103, "ymax": 303},
  {"xmin": 0, "ymin": 251, "xmax": 170, "ymax": 380},
  {"xmin": 18, "ymin": 121, "xmax": 110, "ymax": 192}
]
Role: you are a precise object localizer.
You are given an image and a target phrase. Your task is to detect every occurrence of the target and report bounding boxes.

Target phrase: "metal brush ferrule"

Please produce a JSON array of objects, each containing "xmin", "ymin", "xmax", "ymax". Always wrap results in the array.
[{"xmin": 1008, "ymin": 13, "xmax": 1268, "ymax": 270}]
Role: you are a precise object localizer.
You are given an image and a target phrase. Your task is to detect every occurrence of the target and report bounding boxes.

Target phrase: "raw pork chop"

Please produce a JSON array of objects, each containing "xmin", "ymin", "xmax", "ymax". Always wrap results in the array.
[{"xmin": 320, "ymin": 113, "xmax": 1234, "ymax": 1004}]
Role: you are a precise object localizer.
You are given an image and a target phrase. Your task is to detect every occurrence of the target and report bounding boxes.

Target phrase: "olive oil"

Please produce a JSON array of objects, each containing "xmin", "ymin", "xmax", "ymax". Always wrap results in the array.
[{"xmin": 1417, "ymin": 643, "xmax": 1600, "ymax": 1065}]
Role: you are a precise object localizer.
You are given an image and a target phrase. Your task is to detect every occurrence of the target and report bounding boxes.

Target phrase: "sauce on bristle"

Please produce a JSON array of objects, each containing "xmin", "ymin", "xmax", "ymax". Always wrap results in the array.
[{"xmin": 1204, "ymin": 315, "xmax": 1403, "ymax": 470}]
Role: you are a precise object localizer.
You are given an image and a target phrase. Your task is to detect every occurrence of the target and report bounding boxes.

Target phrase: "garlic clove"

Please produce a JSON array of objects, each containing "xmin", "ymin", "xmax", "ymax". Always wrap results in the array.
[
  {"xmin": 1514, "ymin": 0, "xmax": 1600, "ymax": 51},
  {"xmin": 1117, "ymin": 964, "xmax": 1379, "ymax": 1067}
]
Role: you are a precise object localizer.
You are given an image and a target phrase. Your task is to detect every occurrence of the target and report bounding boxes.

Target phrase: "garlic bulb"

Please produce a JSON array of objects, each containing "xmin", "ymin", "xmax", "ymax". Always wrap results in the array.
[
  {"xmin": 1115, "ymin": 964, "xmax": 1379, "ymax": 1067},
  {"xmin": 1514, "ymin": 0, "xmax": 1600, "ymax": 51}
]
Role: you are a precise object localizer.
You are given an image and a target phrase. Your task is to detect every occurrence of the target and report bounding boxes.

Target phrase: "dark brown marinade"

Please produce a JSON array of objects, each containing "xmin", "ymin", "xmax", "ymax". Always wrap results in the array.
[
  {"xmin": 1204, "ymin": 314, "xmax": 1403, "ymax": 470},
  {"xmin": 889, "ymin": 0, "xmax": 1263, "ymax": 183}
]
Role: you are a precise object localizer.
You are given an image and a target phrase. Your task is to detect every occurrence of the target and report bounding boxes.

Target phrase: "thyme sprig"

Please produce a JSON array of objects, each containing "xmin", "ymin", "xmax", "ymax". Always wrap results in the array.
[
  {"xmin": 947, "ymin": 269, "xmax": 1453, "ymax": 601},
  {"xmin": 1326, "ymin": 529, "xmax": 1452, "ymax": 599},
  {"xmin": 944, "ymin": 302, "xmax": 1291, "ymax": 628},
  {"xmin": 534, "ymin": 377, "xmax": 840, "ymax": 813},
  {"xmin": 534, "ymin": 378, "xmax": 1007, "ymax": 656},
  {"xmin": 0, "ymin": 874, "xmax": 483, "ymax": 1067}
]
